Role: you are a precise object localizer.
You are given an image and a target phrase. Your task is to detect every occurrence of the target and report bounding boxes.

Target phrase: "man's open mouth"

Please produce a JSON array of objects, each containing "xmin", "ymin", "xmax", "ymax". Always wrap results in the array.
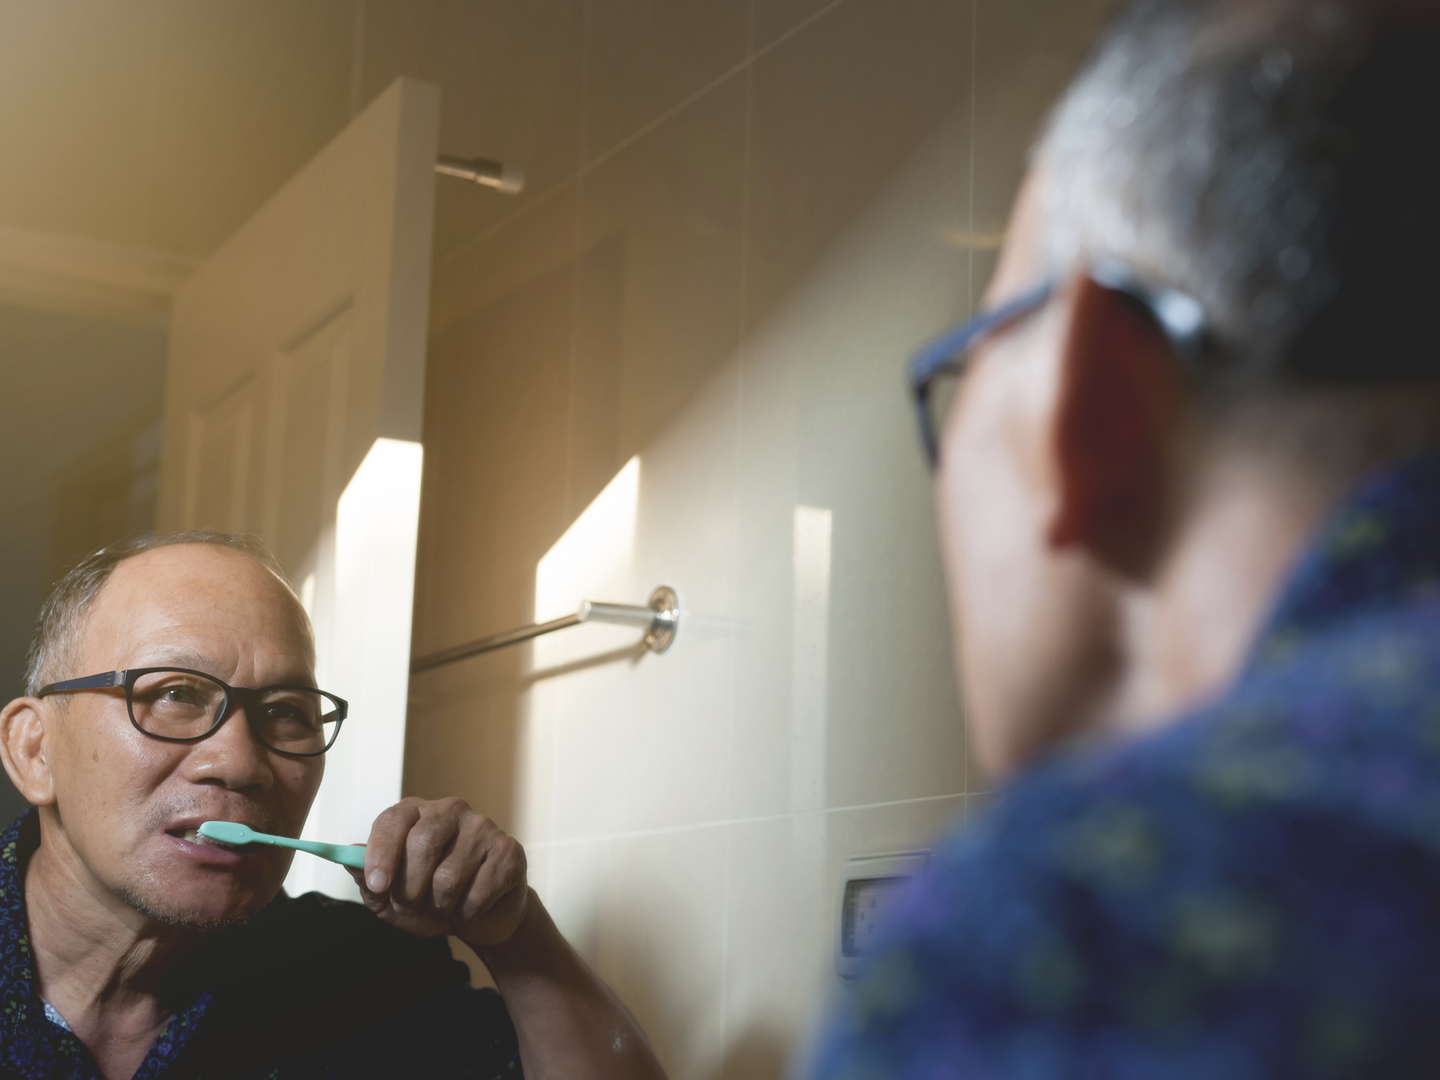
[{"xmin": 168, "ymin": 827, "xmax": 252, "ymax": 851}]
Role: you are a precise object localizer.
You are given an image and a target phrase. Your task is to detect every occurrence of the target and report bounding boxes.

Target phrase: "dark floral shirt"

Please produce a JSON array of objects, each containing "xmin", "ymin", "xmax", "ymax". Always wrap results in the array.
[
  {"xmin": 0, "ymin": 811, "xmax": 522, "ymax": 1079},
  {"xmin": 810, "ymin": 450, "xmax": 1440, "ymax": 1078}
]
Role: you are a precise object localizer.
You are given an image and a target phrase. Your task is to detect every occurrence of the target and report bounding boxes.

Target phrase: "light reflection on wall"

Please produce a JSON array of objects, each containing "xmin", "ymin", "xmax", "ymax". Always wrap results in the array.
[
  {"xmin": 535, "ymin": 456, "xmax": 640, "ymax": 625},
  {"xmin": 792, "ymin": 505, "xmax": 833, "ymax": 812},
  {"xmin": 516, "ymin": 455, "xmax": 642, "ymax": 857},
  {"xmin": 285, "ymin": 436, "xmax": 424, "ymax": 900}
]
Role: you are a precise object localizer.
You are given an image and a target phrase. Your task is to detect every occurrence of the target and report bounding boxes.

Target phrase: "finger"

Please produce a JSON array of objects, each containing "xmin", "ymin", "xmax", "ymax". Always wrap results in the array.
[
  {"xmin": 459, "ymin": 834, "xmax": 527, "ymax": 923},
  {"xmin": 345, "ymin": 865, "xmax": 390, "ymax": 917},
  {"xmin": 396, "ymin": 805, "xmax": 464, "ymax": 908},
  {"xmin": 365, "ymin": 801, "xmax": 423, "ymax": 894},
  {"xmin": 429, "ymin": 816, "xmax": 489, "ymax": 915}
]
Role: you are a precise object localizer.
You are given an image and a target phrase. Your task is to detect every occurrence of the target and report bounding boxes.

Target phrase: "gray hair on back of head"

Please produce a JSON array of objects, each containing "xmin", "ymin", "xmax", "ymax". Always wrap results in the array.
[
  {"xmin": 24, "ymin": 531, "xmax": 311, "ymax": 696},
  {"xmin": 1034, "ymin": 0, "xmax": 1439, "ymax": 391}
]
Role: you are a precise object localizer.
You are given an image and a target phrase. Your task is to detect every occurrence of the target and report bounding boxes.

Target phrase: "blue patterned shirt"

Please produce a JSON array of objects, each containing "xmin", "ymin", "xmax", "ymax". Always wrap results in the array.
[
  {"xmin": 0, "ymin": 811, "xmax": 523, "ymax": 1078},
  {"xmin": 810, "ymin": 451, "xmax": 1440, "ymax": 1078}
]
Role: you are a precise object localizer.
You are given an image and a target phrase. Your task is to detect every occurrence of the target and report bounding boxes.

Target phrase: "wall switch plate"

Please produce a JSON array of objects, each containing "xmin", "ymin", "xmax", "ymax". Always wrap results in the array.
[{"xmin": 835, "ymin": 851, "xmax": 931, "ymax": 980}]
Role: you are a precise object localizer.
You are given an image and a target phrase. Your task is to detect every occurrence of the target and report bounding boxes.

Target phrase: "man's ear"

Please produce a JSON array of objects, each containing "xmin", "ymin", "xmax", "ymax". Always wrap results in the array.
[
  {"xmin": 0, "ymin": 697, "xmax": 56, "ymax": 807},
  {"xmin": 1046, "ymin": 272, "xmax": 1180, "ymax": 578}
]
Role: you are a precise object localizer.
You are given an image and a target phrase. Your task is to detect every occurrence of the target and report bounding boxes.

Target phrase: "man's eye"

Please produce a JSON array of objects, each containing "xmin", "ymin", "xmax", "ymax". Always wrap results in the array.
[
  {"xmin": 141, "ymin": 682, "xmax": 205, "ymax": 706},
  {"xmin": 266, "ymin": 703, "xmax": 317, "ymax": 728}
]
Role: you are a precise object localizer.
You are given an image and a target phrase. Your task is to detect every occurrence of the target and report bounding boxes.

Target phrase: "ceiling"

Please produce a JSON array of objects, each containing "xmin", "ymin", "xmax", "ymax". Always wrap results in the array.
[
  {"xmin": 0, "ymin": 0, "xmax": 360, "ymax": 323},
  {"xmin": 0, "ymin": 0, "xmax": 578, "ymax": 328},
  {"xmin": 0, "ymin": 0, "xmax": 359, "ymax": 254}
]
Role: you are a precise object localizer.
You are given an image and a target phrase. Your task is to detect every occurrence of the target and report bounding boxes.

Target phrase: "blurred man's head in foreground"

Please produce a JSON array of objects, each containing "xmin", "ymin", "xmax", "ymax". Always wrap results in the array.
[{"xmin": 938, "ymin": 0, "xmax": 1440, "ymax": 776}]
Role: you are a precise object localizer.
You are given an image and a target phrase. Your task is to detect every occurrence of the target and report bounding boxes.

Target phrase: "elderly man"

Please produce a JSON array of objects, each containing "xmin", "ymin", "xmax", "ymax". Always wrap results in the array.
[
  {"xmin": 811, "ymin": 0, "xmax": 1440, "ymax": 1075},
  {"xmin": 0, "ymin": 534, "xmax": 665, "ymax": 1079}
]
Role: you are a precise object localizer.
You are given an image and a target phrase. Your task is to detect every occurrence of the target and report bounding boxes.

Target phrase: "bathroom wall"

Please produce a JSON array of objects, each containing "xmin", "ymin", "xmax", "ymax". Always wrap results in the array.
[
  {"xmin": 0, "ymin": 0, "xmax": 1117, "ymax": 1070},
  {"xmin": 386, "ymin": 1, "xmax": 1118, "ymax": 1076},
  {"xmin": 0, "ymin": 302, "xmax": 167, "ymax": 822}
]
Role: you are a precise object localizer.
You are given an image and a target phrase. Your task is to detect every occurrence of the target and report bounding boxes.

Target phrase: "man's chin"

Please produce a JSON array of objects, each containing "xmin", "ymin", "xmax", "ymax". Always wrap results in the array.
[
  {"xmin": 115, "ymin": 878, "xmax": 275, "ymax": 931},
  {"xmin": 116, "ymin": 859, "xmax": 283, "ymax": 931}
]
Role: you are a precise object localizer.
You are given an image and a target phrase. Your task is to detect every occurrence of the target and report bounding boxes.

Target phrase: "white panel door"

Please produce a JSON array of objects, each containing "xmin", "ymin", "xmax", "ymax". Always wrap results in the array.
[{"xmin": 156, "ymin": 79, "xmax": 440, "ymax": 900}]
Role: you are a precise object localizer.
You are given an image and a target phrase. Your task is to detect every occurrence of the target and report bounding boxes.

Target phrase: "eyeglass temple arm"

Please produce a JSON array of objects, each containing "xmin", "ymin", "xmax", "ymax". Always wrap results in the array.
[
  {"xmin": 36, "ymin": 670, "xmax": 125, "ymax": 697},
  {"xmin": 913, "ymin": 391, "xmax": 940, "ymax": 465},
  {"xmin": 908, "ymin": 279, "xmax": 1058, "ymax": 389}
]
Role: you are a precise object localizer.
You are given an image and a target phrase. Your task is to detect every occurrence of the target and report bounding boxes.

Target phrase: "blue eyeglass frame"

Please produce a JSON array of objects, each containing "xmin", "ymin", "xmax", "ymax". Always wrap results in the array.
[
  {"xmin": 35, "ymin": 667, "xmax": 349, "ymax": 757},
  {"xmin": 907, "ymin": 261, "xmax": 1210, "ymax": 467}
]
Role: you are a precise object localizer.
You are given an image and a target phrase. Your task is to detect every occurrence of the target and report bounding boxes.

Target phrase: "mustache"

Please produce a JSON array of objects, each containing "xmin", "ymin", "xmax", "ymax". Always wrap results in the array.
[{"xmin": 144, "ymin": 794, "xmax": 284, "ymax": 836}]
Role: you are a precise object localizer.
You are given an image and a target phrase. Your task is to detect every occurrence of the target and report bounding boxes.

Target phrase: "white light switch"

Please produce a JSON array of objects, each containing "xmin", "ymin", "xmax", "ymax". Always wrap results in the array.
[{"xmin": 835, "ymin": 851, "xmax": 930, "ymax": 979}]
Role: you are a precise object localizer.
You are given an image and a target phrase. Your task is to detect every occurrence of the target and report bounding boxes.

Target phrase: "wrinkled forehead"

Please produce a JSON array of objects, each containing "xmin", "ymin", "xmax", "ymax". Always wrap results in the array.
[{"xmin": 78, "ymin": 545, "xmax": 316, "ymax": 680}]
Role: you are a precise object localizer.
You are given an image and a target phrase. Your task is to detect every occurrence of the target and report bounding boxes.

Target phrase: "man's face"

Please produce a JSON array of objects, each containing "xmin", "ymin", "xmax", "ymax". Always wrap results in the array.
[
  {"xmin": 935, "ymin": 170, "xmax": 1121, "ymax": 777},
  {"xmin": 42, "ymin": 544, "xmax": 324, "ymax": 927}
]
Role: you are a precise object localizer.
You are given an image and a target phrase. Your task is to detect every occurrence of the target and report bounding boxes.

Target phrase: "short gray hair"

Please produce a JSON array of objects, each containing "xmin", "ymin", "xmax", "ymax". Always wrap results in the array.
[
  {"xmin": 1036, "ymin": 0, "xmax": 1436, "ymax": 390},
  {"xmin": 25, "ymin": 531, "xmax": 308, "ymax": 695}
]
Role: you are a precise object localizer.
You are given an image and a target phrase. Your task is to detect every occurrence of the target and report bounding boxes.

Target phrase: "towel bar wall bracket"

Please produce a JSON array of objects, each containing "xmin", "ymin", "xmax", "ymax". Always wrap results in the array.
[
  {"xmin": 435, "ymin": 154, "xmax": 526, "ymax": 194},
  {"xmin": 410, "ymin": 586, "xmax": 681, "ymax": 674}
]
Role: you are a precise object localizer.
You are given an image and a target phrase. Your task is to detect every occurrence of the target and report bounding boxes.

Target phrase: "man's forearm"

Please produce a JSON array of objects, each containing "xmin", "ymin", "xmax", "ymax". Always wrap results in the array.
[{"xmin": 471, "ymin": 889, "xmax": 667, "ymax": 1080}]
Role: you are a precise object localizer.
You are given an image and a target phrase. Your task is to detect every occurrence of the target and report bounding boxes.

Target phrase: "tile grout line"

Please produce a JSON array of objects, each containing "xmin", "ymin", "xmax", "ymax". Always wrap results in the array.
[
  {"xmin": 140, "ymin": 5, "xmax": 167, "ymax": 249},
  {"xmin": 349, "ymin": 0, "xmax": 367, "ymax": 120},
  {"xmin": 576, "ymin": 0, "xmax": 852, "ymax": 177},
  {"xmin": 524, "ymin": 791, "xmax": 970, "ymax": 852},
  {"xmin": 434, "ymin": 0, "xmax": 855, "ymax": 278},
  {"xmin": 967, "ymin": 0, "xmax": 978, "ymax": 319},
  {"xmin": 436, "ymin": 63, "xmax": 750, "ymax": 275},
  {"xmin": 728, "ymin": 3, "xmax": 759, "ymax": 844},
  {"xmin": 562, "ymin": 0, "xmax": 593, "ymax": 529},
  {"xmin": 542, "ymin": 0, "xmax": 595, "ymax": 875},
  {"xmin": 753, "ymin": 0, "xmax": 852, "ymax": 63},
  {"xmin": 963, "ymin": 0, "xmax": 979, "ymax": 799},
  {"xmin": 432, "ymin": 175, "xmax": 574, "ymax": 281},
  {"xmin": 718, "ymin": 1, "xmax": 760, "ymax": 1062}
]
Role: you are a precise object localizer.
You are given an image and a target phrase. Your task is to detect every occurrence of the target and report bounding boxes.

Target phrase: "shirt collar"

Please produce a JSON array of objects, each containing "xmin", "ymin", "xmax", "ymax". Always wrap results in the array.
[
  {"xmin": 1, "ymin": 809, "xmax": 43, "ymax": 1033},
  {"xmin": 1249, "ymin": 449, "xmax": 1440, "ymax": 672},
  {"xmin": 0, "ymin": 809, "xmax": 212, "ymax": 1077}
]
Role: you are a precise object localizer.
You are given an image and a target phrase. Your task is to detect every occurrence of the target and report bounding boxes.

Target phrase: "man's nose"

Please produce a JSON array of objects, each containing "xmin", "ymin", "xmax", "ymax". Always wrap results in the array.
[{"xmin": 183, "ymin": 705, "xmax": 275, "ymax": 790}]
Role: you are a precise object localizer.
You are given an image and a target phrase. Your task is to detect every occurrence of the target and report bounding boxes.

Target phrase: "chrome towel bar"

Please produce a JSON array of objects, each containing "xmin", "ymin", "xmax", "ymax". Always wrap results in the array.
[{"xmin": 410, "ymin": 586, "xmax": 680, "ymax": 674}]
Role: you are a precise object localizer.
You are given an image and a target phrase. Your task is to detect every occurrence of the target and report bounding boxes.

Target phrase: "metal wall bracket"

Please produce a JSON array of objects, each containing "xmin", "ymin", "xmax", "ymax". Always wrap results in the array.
[
  {"xmin": 410, "ymin": 586, "xmax": 681, "ymax": 674},
  {"xmin": 434, "ymin": 154, "xmax": 526, "ymax": 194}
]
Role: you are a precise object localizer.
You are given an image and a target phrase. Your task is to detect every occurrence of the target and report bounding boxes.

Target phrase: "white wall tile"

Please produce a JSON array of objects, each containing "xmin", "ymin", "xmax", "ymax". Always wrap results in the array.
[
  {"xmin": 721, "ymin": 797, "xmax": 966, "ymax": 1080},
  {"xmin": 581, "ymin": 0, "xmax": 749, "ymax": 162},
  {"xmin": 546, "ymin": 828, "xmax": 729, "ymax": 1079},
  {"xmin": 732, "ymin": 0, "xmax": 976, "ymax": 818},
  {"xmin": 361, "ymin": 0, "xmax": 585, "ymax": 260},
  {"xmin": 402, "ymin": 1, "xmax": 1119, "ymax": 1076}
]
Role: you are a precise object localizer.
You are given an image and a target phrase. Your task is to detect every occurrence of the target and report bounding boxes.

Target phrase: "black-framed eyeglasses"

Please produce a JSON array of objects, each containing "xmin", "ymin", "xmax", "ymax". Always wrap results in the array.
[
  {"xmin": 907, "ymin": 261, "xmax": 1210, "ymax": 467},
  {"xmin": 36, "ymin": 668, "xmax": 348, "ymax": 757}
]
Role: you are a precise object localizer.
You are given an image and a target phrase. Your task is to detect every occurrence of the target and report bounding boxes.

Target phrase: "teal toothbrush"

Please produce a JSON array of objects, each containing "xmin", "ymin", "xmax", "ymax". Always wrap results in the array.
[{"xmin": 197, "ymin": 821, "xmax": 367, "ymax": 870}]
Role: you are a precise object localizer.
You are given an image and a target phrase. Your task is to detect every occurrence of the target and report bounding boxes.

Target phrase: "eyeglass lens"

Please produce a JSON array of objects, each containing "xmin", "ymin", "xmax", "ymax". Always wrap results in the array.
[{"xmin": 129, "ymin": 670, "xmax": 341, "ymax": 754}]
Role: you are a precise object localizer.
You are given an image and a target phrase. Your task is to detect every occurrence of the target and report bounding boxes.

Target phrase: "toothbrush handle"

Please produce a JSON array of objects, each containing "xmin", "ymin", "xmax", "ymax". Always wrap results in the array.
[{"xmin": 288, "ymin": 837, "xmax": 368, "ymax": 869}]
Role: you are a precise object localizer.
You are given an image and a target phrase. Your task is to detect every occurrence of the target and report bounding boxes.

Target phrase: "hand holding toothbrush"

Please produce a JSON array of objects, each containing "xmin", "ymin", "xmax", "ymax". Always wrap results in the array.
[
  {"xmin": 349, "ymin": 796, "xmax": 530, "ymax": 948},
  {"xmin": 209, "ymin": 796, "xmax": 664, "ymax": 1077}
]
